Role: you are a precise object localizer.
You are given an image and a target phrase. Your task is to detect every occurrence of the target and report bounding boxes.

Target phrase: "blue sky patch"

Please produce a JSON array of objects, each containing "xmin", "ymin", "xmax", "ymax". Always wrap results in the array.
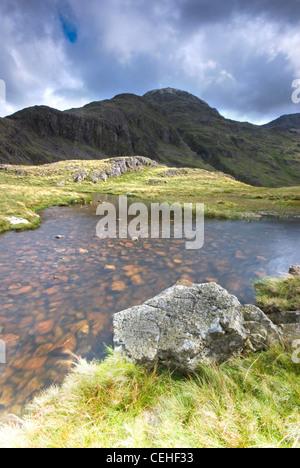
[{"xmin": 60, "ymin": 14, "xmax": 78, "ymax": 43}]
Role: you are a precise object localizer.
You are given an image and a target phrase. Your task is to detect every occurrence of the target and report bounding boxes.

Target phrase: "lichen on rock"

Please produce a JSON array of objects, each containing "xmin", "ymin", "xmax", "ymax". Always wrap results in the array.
[{"xmin": 113, "ymin": 282, "xmax": 282, "ymax": 372}]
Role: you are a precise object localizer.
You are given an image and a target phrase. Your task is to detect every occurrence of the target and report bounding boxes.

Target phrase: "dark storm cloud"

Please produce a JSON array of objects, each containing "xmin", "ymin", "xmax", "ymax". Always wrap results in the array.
[
  {"xmin": 0, "ymin": 0, "xmax": 299, "ymax": 122},
  {"xmin": 177, "ymin": 0, "xmax": 300, "ymax": 26}
]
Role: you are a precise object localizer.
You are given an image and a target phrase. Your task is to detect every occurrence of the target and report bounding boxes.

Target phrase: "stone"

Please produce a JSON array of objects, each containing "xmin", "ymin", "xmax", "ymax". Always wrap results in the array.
[
  {"xmin": 6, "ymin": 217, "xmax": 29, "ymax": 225},
  {"xmin": 23, "ymin": 357, "xmax": 47, "ymax": 370},
  {"xmin": 106, "ymin": 165, "xmax": 122, "ymax": 178},
  {"xmin": 98, "ymin": 157, "xmax": 159, "ymax": 182},
  {"xmin": 111, "ymin": 281, "xmax": 126, "ymax": 292},
  {"xmin": 73, "ymin": 170, "xmax": 88, "ymax": 183},
  {"xmin": 1, "ymin": 334, "xmax": 19, "ymax": 346},
  {"xmin": 241, "ymin": 304, "xmax": 282, "ymax": 351},
  {"xmin": 147, "ymin": 179, "xmax": 166, "ymax": 185},
  {"xmin": 174, "ymin": 279, "xmax": 193, "ymax": 287},
  {"xmin": 164, "ymin": 169, "xmax": 181, "ymax": 177},
  {"xmin": 279, "ymin": 324, "xmax": 300, "ymax": 343},
  {"xmin": 10, "ymin": 285, "xmax": 32, "ymax": 295},
  {"xmin": 111, "ymin": 158, "xmax": 128, "ymax": 174},
  {"xmin": 289, "ymin": 265, "xmax": 300, "ymax": 276},
  {"xmin": 33, "ymin": 320, "xmax": 54, "ymax": 335},
  {"xmin": 130, "ymin": 274, "xmax": 143, "ymax": 285},
  {"xmin": 265, "ymin": 310, "xmax": 300, "ymax": 325},
  {"xmin": 113, "ymin": 282, "xmax": 282, "ymax": 372},
  {"xmin": 125, "ymin": 157, "xmax": 138, "ymax": 169}
]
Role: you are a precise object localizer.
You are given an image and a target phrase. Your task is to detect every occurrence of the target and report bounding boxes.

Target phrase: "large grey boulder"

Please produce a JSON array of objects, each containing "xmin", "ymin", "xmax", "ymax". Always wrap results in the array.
[{"xmin": 113, "ymin": 282, "xmax": 281, "ymax": 372}]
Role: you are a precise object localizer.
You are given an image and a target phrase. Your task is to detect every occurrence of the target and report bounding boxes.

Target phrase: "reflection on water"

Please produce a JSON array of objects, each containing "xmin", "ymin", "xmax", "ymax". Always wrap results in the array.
[{"xmin": 0, "ymin": 195, "xmax": 299, "ymax": 415}]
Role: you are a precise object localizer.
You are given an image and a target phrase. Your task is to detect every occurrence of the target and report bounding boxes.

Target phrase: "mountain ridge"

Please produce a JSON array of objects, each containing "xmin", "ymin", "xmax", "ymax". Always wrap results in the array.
[
  {"xmin": 262, "ymin": 113, "xmax": 300, "ymax": 130},
  {"xmin": 1, "ymin": 88, "xmax": 300, "ymax": 187}
]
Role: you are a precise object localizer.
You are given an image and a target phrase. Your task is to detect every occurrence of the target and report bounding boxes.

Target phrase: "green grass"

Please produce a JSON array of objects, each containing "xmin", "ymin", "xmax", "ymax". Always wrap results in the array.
[
  {"xmin": 1, "ymin": 347, "xmax": 299, "ymax": 448},
  {"xmin": 0, "ymin": 158, "xmax": 300, "ymax": 234},
  {"xmin": 0, "ymin": 169, "xmax": 91, "ymax": 232},
  {"xmin": 255, "ymin": 276, "xmax": 300, "ymax": 313}
]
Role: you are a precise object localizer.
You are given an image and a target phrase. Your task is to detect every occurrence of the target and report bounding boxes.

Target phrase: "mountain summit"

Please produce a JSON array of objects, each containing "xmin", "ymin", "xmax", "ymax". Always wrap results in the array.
[{"xmin": 0, "ymin": 89, "xmax": 300, "ymax": 187}]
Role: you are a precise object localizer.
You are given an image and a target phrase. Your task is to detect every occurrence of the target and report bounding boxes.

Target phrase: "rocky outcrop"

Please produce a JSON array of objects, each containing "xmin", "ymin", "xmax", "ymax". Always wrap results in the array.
[
  {"xmin": 113, "ymin": 282, "xmax": 282, "ymax": 372},
  {"xmin": 72, "ymin": 156, "xmax": 159, "ymax": 183},
  {"xmin": 106, "ymin": 156, "xmax": 158, "ymax": 178}
]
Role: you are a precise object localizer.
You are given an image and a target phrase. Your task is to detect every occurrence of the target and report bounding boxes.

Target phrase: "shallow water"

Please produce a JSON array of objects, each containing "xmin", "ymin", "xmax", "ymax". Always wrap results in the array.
[{"xmin": 0, "ymin": 195, "xmax": 299, "ymax": 414}]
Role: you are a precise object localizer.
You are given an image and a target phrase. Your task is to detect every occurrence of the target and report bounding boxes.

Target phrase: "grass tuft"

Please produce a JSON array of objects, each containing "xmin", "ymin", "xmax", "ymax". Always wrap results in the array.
[
  {"xmin": 255, "ymin": 276, "xmax": 300, "ymax": 312},
  {"xmin": 0, "ymin": 346, "xmax": 299, "ymax": 448}
]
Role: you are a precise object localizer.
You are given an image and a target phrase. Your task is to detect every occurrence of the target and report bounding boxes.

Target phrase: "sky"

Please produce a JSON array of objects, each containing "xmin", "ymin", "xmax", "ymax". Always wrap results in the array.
[{"xmin": 0, "ymin": 0, "xmax": 300, "ymax": 123}]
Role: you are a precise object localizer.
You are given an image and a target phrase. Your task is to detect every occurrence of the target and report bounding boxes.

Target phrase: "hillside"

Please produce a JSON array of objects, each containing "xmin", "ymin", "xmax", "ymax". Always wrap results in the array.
[
  {"xmin": 262, "ymin": 113, "xmax": 300, "ymax": 130},
  {"xmin": 1, "ymin": 93, "xmax": 205, "ymax": 171},
  {"xmin": 0, "ymin": 88, "xmax": 300, "ymax": 187},
  {"xmin": 144, "ymin": 88, "xmax": 300, "ymax": 187}
]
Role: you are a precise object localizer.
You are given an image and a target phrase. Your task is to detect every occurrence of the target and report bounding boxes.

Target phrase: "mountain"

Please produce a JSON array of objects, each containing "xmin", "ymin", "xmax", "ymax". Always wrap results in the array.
[
  {"xmin": 1, "ymin": 93, "xmax": 205, "ymax": 169},
  {"xmin": 262, "ymin": 113, "xmax": 300, "ymax": 130},
  {"xmin": 0, "ymin": 88, "xmax": 300, "ymax": 187},
  {"xmin": 144, "ymin": 88, "xmax": 300, "ymax": 187}
]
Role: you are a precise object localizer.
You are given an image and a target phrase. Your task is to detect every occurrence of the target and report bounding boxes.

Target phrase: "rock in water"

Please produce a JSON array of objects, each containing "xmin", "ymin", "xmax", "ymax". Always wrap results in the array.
[{"xmin": 113, "ymin": 282, "xmax": 281, "ymax": 371}]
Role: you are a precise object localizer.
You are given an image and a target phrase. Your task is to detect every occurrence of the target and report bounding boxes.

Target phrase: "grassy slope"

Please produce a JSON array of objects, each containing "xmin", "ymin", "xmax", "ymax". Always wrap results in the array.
[
  {"xmin": 0, "ymin": 159, "xmax": 300, "ymax": 234},
  {"xmin": 180, "ymin": 121, "xmax": 300, "ymax": 188},
  {"xmin": 1, "ymin": 347, "xmax": 299, "ymax": 448}
]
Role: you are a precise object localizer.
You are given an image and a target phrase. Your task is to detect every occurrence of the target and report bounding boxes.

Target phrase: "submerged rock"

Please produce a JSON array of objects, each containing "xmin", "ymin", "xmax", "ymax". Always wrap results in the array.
[{"xmin": 113, "ymin": 282, "xmax": 282, "ymax": 372}]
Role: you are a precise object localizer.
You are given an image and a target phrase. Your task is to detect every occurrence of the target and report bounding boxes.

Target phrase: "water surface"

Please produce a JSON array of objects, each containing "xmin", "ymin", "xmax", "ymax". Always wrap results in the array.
[{"xmin": 0, "ymin": 195, "xmax": 299, "ymax": 414}]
